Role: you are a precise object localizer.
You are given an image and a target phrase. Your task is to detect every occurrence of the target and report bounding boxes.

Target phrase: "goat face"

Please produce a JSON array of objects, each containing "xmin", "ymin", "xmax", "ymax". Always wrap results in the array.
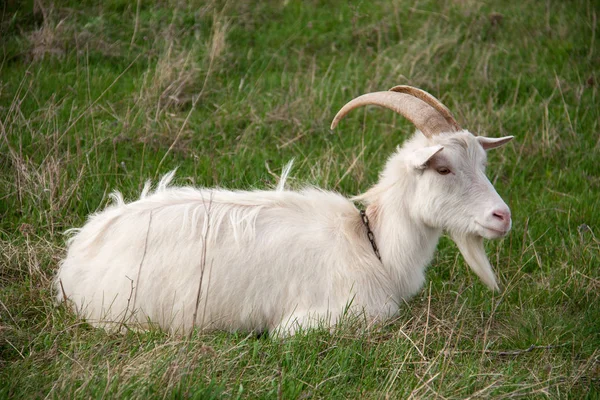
[
  {"xmin": 398, "ymin": 130, "xmax": 513, "ymax": 290},
  {"xmin": 403, "ymin": 130, "xmax": 513, "ymax": 239}
]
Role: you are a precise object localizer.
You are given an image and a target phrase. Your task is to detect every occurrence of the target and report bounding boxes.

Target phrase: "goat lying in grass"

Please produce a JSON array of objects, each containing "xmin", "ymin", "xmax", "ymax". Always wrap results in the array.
[{"xmin": 55, "ymin": 86, "xmax": 513, "ymax": 336}]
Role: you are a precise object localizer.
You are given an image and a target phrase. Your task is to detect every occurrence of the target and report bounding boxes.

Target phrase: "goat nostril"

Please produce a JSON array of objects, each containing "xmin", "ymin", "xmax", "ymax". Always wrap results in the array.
[{"xmin": 492, "ymin": 211, "xmax": 510, "ymax": 222}]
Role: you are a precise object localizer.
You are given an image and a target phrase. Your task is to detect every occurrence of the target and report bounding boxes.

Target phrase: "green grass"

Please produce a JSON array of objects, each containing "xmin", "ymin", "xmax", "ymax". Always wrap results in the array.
[{"xmin": 1, "ymin": 0, "xmax": 599, "ymax": 398}]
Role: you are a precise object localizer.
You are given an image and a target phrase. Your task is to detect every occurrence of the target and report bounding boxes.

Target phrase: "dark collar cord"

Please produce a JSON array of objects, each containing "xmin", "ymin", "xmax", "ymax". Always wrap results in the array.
[{"xmin": 359, "ymin": 210, "xmax": 382, "ymax": 262}]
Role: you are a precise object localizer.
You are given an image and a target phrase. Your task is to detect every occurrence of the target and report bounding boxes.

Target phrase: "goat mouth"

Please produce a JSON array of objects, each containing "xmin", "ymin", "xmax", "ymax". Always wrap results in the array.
[{"xmin": 476, "ymin": 223, "xmax": 509, "ymax": 238}]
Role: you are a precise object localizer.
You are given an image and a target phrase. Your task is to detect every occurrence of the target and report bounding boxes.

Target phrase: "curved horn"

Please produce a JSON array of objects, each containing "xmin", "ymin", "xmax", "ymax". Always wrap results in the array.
[
  {"xmin": 389, "ymin": 85, "xmax": 461, "ymax": 131},
  {"xmin": 330, "ymin": 90, "xmax": 458, "ymax": 138}
]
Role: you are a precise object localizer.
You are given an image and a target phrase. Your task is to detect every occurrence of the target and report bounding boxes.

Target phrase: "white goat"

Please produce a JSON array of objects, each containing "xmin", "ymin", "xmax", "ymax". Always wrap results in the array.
[{"xmin": 55, "ymin": 86, "xmax": 514, "ymax": 336}]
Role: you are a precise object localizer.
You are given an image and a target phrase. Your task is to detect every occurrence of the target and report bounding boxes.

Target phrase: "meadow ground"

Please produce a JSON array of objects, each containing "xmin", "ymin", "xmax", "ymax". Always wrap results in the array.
[{"xmin": 1, "ymin": 0, "xmax": 599, "ymax": 398}]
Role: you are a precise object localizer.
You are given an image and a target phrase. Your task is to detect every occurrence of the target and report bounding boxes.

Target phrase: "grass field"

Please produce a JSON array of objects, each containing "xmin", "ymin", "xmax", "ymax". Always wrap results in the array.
[{"xmin": 1, "ymin": 0, "xmax": 599, "ymax": 398}]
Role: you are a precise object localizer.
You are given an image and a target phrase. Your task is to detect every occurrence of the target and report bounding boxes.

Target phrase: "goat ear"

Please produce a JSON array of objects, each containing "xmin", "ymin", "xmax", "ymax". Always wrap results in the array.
[
  {"xmin": 477, "ymin": 136, "xmax": 514, "ymax": 150},
  {"xmin": 409, "ymin": 145, "xmax": 444, "ymax": 169}
]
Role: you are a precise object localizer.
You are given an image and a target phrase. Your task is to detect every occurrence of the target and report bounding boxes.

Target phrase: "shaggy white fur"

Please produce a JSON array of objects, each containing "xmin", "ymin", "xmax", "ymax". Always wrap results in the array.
[{"xmin": 55, "ymin": 130, "xmax": 513, "ymax": 335}]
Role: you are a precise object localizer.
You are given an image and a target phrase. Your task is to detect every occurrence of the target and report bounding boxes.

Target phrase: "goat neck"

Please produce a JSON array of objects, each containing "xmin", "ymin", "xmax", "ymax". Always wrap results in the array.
[{"xmin": 357, "ymin": 175, "xmax": 442, "ymax": 300}]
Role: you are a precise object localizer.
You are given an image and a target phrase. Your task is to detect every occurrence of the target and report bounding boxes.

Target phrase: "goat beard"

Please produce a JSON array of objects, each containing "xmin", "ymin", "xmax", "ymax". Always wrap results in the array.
[{"xmin": 452, "ymin": 233, "xmax": 500, "ymax": 291}]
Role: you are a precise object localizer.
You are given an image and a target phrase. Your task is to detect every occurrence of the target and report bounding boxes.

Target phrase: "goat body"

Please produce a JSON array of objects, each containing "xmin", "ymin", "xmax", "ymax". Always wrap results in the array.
[{"xmin": 57, "ymin": 172, "xmax": 408, "ymax": 335}]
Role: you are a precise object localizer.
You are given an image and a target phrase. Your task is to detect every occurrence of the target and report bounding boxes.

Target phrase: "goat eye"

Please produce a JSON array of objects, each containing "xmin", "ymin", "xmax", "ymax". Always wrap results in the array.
[{"xmin": 437, "ymin": 167, "xmax": 451, "ymax": 175}]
